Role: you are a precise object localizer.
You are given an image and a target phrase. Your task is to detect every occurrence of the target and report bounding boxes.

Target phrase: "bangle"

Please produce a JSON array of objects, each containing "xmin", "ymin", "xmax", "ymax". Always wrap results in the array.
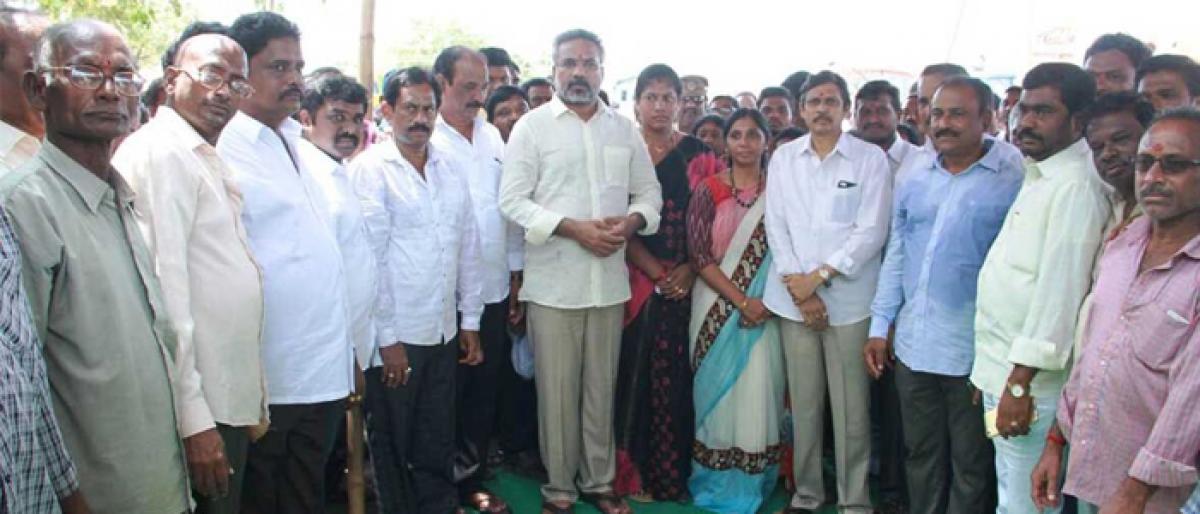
[
  {"xmin": 738, "ymin": 298, "xmax": 749, "ymax": 310},
  {"xmin": 1046, "ymin": 431, "xmax": 1067, "ymax": 447}
]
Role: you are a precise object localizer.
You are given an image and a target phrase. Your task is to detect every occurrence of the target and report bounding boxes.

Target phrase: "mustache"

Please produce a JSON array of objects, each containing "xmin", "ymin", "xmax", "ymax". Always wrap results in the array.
[
  {"xmin": 335, "ymin": 133, "xmax": 360, "ymax": 146},
  {"xmin": 934, "ymin": 128, "xmax": 958, "ymax": 139},
  {"xmin": 278, "ymin": 85, "xmax": 302, "ymax": 100},
  {"xmin": 406, "ymin": 124, "xmax": 431, "ymax": 134},
  {"xmin": 1101, "ymin": 154, "xmax": 1135, "ymax": 167},
  {"xmin": 1140, "ymin": 183, "xmax": 1172, "ymax": 198},
  {"xmin": 567, "ymin": 78, "xmax": 591, "ymax": 91},
  {"xmin": 466, "ymin": 100, "xmax": 484, "ymax": 110},
  {"xmin": 1015, "ymin": 128, "xmax": 1043, "ymax": 142}
]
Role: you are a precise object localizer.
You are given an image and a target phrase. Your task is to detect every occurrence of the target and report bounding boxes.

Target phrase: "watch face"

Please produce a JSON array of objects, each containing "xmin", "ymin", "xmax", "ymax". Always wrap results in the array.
[{"xmin": 1010, "ymin": 384, "xmax": 1025, "ymax": 398}]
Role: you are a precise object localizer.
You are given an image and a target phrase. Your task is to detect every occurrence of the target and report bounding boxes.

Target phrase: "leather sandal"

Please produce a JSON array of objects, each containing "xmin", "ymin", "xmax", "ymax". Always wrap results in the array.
[
  {"xmin": 464, "ymin": 490, "xmax": 511, "ymax": 514},
  {"xmin": 541, "ymin": 500, "xmax": 574, "ymax": 514},
  {"xmin": 580, "ymin": 492, "xmax": 631, "ymax": 514}
]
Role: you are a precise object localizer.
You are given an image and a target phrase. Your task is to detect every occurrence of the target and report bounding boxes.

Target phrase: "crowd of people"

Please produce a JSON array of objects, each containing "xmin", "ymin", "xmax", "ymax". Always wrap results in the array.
[{"xmin": 1, "ymin": 5, "xmax": 1199, "ymax": 514}]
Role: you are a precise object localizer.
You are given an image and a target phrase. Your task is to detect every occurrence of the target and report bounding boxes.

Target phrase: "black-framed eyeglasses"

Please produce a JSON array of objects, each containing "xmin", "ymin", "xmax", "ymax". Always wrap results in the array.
[
  {"xmin": 1134, "ymin": 154, "xmax": 1200, "ymax": 174},
  {"xmin": 173, "ymin": 66, "xmax": 256, "ymax": 99},
  {"xmin": 40, "ymin": 64, "xmax": 144, "ymax": 97}
]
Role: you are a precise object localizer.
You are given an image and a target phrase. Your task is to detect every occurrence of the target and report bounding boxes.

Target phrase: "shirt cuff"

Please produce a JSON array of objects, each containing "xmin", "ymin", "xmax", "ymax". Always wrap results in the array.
[
  {"xmin": 824, "ymin": 252, "xmax": 854, "ymax": 277},
  {"xmin": 1129, "ymin": 447, "xmax": 1199, "ymax": 487},
  {"xmin": 1055, "ymin": 403, "xmax": 1074, "ymax": 441},
  {"xmin": 868, "ymin": 315, "xmax": 892, "ymax": 339},
  {"xmin": 628, "ymin": 203, "xmax": 660, "ymax": 236},
  {"xmin": 507, "ymin": 251, "xmax": 524, "ymax": 272},
  {"xmin": 51, "ymin": 464, "xmax": 79, "ymax": 499},
  {"xmin": 179, "ymin": 396, "xmax": 217, "ymax": 439},
  {"xmin": 376, "ymin": 326, "xmax": 397, "ymax": 348},
  {"xmin": 1007, "ymin": 335, "xmax": 1068, "ymax": 371},
  {"xmin": 460, "ymin": 312, "xmax": 482, "ymax": 331},
  {"xmin": 526, "ymin": 210, "xmax": 565, "ymax": 246}
]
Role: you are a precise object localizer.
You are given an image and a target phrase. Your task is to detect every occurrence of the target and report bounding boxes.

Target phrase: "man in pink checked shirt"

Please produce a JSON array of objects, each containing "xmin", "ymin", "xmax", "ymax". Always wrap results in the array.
[{"xmin": 1031, "ymin": 106, "xmax": 1200, "ymax": 514}]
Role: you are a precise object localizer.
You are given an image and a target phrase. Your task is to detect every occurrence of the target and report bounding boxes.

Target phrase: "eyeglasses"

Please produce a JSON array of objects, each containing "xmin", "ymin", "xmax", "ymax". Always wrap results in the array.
[
  {"xmin": 174, "ymin": 67, "xmax": 256, "ymax": 99},
  {"xmin": 1134, "ymin": 154, "xmax": 1200, "ymax": 174},
  {"xmin": 41, "ymin": 64, "xmax": 145, "ymax": 97}
]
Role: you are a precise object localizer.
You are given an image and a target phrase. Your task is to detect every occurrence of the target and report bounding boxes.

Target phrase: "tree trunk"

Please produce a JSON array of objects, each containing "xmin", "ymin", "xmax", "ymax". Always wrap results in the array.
[
  {"xmin": 358, "ymin": 0, "xmax": 376, "ymax": 100},
  {"xmin": 346, "ymin": 366, "xmax": 367, "ymax": 514}
]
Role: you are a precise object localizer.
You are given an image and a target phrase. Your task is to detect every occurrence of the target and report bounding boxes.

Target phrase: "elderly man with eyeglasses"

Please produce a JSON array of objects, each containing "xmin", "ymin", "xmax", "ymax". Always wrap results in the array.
[
  {"xmin": 111, "ymin": 32, "xmax": 266, "ymax": 514},
  {"xmin": 0, "ymin": 19, "xmax": 191, "ymax": 514}
]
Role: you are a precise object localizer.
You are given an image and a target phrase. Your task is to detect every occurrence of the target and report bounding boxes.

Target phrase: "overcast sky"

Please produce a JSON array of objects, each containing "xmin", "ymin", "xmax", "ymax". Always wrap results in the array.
[{"xmin": 192, "ymin": 0, "xmax": 1198, "ymax": 100}]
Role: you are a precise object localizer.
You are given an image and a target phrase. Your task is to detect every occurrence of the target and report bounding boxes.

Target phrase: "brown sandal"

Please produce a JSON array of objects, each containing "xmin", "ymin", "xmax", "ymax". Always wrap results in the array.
[
  {"xmin": 580, "ymin": 492, "xmax": 631, "ymax": 514},
  {"xmin": 465, "ymin": 490, "xmax": 511, "ymax": 513},
  {"xmin": 541, "ymin": 500, "xmax": 574, "ymax": 514}
]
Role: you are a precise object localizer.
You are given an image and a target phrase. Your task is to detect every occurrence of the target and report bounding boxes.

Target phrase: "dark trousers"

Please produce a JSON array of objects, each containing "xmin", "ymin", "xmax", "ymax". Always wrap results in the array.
[
  {"xmin": 193, "ymin": 423, "xmax": 250, "ymax": 514},
  {"xmin": 895, "ymin": 361, "xmax": 991, "ymax": 514},
  {"xmin": 456, "ymin": 300, "xmax": 508, "ymax": 494},
  {"xmin": 871, "ymin": 365, "xmax": 908, "ymax": 505},
  {"xmin": 498, "ymin": 332, "xmax": 538, "ymax": 456},
  {"xmin": 242, "ymin": 399, "xmax": 345, "ymax": 514},
  {"xmin": 366, "ymin": 341, "xmax": 458, "ymax": 514}
]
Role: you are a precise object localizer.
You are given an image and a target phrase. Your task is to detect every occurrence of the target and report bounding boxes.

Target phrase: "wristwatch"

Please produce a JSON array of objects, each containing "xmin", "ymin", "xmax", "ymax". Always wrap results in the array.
[
  {"xmin": 1007, "ymin": 382, "xmax": 1027, "ymax": 399},
  {"xmin": 817, "ymin": 267, "xmax": 833, "ymax": 288}
]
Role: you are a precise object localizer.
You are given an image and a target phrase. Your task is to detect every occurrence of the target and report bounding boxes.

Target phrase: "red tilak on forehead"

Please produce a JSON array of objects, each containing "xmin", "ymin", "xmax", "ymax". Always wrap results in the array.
[{"xmin": 1152, "ymin": 142, "xmax": 1165, "ymax": 152}]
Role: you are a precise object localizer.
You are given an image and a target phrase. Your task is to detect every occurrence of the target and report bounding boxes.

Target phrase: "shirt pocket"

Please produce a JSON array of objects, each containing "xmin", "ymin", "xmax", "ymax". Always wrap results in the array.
[
  {"xmin": 831, "ymin": 181, "xmax": 862, "ymax": 224},
  {"xmin": 602, "ymin": 145, "xmax": 632, "ymax": 189},
  {"xmin": 1002, "ymin": 207, "xmax": 1043, "ymax": 273},
  {"xmin": 1125, "ymin": 301, "xmax": 1191, "ymax": 370}
]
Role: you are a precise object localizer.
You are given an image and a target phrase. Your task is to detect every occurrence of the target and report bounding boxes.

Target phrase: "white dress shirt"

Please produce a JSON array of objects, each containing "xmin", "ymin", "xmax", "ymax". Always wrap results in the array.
[
  {"xmin": 764, "ymin": 132, "xmax": 894, "ymax": 325},
  {"xmin": 296, "ymin": 139, "xmax": 379, "ymax": 369},
  {"xmin": 886, "ymin": 135, "xmax": 928, "ymax": 186},
  {"xmin": 350, "ymin": 140, "xmax": 484, "ymax": 349},
  {"xmin": 499, "ymin": 95, "xmax": 662, "ymax": 309},
  {"xmin": 972, "ymin": 138, "xmax": 1110, "ymax": 399},
  {"xmin": 431, "ymin": 114, "xmax": 523, "ymax": 304},
  {"xmin": 113, "ymin": 107, "xmax": 267, "ymax": 436},
  {"xmin": 217, "ymin": 112, "xmax": 353, "ymax": 405},
  {"xmin": 0, "ymin": 120, "xmax": 40, "ymax": 176}
]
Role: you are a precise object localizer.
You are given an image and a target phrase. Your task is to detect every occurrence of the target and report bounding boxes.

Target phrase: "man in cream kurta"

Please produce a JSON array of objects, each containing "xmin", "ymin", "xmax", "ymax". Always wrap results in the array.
[{"xmin": 499, "ymin": 30, "xmax": 661, "ymax": 511}]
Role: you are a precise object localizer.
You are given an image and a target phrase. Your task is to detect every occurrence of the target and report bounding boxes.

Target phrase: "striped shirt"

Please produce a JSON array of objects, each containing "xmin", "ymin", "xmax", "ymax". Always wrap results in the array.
[
  {"xmin": 0, "ymin": 206, "xmax": 78, "ymax": 513},
  {"xmin": 1058, "ymin": 216, "xmax": 1200, "ymax": 512}
]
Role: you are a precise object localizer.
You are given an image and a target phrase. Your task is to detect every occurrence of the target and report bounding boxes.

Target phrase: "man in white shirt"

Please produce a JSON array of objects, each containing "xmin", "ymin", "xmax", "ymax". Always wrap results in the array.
[
  {"xmin": 849, "ymin": 77, "xmax": 920, "ymax": 513},
  {"xmin": 218, "ymin": 13, "xmax": 354, "ymax": 514},
  {"xmin": 972, "ymin": 62, "xmax": 1109, "ymax": 514},
  {"xmin": 350, "ymin": 66, "xmax": 485, "ymax": 514},
  {"xmin": 499, "ymin": 29, "xmax": 661, "ymax": 514},
  {"xmin": 112, "ymin": 33, "xmax": 265, "ymax": 514},
  {"xmin": 764, "ymin": 70, "xmax": 892, "ymax": 514},
  {"xmin": 430, "ymin": 46, "xmax": 520, "ymax": 514},
  {"xmin": 296, "ymin": 73, "xmax": 378, "ymax": 374},
  {"xmin": 0, "ymin": 6, "xmax": 47, "ymax": 174}
]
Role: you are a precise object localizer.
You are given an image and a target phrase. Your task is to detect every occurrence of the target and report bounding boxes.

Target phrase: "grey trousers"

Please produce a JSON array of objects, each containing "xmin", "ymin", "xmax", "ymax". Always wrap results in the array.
[
  {"xmin": 527, "ymin": 302, "xmax": 623, "ymax": 503},
  {"xmin": 193, "ymin": 423, "xmax": 249, "ymax": 514},
  {"xmin": 781, "ymin": 318, "xmax": 873, "ymax": 514},
  {"xmin": 894, "ymin": 361, "xmax": 991, "ymax": 514}
]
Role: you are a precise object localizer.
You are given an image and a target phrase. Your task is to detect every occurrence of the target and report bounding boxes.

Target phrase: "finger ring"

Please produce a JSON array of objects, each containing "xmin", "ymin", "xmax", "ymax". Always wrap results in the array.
[
  {"xmin": 387, "ymin": 373, "xmax": 396, "ymax": 379},
  {"xmin": 1010, "ymin": 421, "xmax": 1019, "ymax": 427},
  {"xmin": 405, "ymin": 367, "xmax": 413, "ymax": 373}
]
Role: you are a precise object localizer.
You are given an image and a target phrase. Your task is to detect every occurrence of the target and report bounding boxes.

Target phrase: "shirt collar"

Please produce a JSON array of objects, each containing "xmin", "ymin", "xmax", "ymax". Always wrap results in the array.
[
  {"xmin": 298, "ymin": 138, "xmax": 344, "ymax": 175},
  {"xmin": 1118, "ymin": 216, "xmax": 1200, "ymax": 263},
  {"xmin": 39, "ymin": 142, "xmax": 134, "ymax": 213},
  {"xmin": 548, "ymin": 94, "xmax": 612, "ymax": 120},
  {"xmin": 799, "ymin": 131, "xmax": 854, "ymax": 160},
  {"xmin": 380, "ymin": 139, "xmax": 443, "ymax": 169},
  {"xmin": 435, "ymin": 113, "xmax": 485, "ymax": 144},
  {"xmin": 0, "ymin": 119, "xmax": 34, "ymax": 152},
  {"xmin": 1024, "ymin": 137, "xmax": 1089, "ymax": 179},
  {"xmin": 886, "ymin": 135, "xmax": 910, "ymax": 163},
  {"xmin": 226, "ymin": 110, "xmax": 302, "ymax": 146},
  {"xmin": 152, "ymin": 106, "xmax": 208, "ymax": 151}
]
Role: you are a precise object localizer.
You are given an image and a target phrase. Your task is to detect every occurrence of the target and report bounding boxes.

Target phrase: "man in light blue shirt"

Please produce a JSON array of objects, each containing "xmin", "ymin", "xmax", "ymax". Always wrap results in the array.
[{"xmin": 865, "ymin": 77, "xmax": 1024, "ymax": 514}]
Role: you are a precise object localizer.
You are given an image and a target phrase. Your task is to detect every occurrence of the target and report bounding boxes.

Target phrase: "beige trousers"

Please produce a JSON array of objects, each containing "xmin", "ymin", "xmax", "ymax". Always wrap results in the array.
[
  {"xmin": 780, "ymin": 318, "xmax": 873, "ymax": 514},
  {"xmin": 527, "ymin": 302, "xmax": 624, "ymax": 503}
]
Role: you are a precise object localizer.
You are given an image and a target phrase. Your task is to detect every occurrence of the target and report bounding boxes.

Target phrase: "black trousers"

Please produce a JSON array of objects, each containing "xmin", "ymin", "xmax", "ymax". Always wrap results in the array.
[
  {"xmin": 194, "ymin": 423, "xmax": 250, "ymax": 514},
  {"xmin": 242, "ymin": 399, "xmax": 345, "ymax": 514},
  {"xmin": 456, "ymin": 300, "xmax": 508, "ymax": 494},
  {"xmin": 895, "ymin": 361, "xmax": 991, "ymax": 514},
  {"xmin": 365, "ymin": 341, "xmax": 458, "ymax": 514},
  {"xmin": 498, "ymin": 321, "xmax": 538, "ymax": 456},
  {"xmin": 871, "ymin": 365, "xmax": 908, "ymax": 505}
]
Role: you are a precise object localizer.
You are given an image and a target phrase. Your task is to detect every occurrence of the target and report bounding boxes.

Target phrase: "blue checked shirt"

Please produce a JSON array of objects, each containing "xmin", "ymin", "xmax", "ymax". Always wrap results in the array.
[
  {"xmin": 0, "ymin": 206, "xmax": 78, "ymax": 513},
  {"xmin": 868, "ymin": 139, "xmax": 1025, "ymax": 376}
]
